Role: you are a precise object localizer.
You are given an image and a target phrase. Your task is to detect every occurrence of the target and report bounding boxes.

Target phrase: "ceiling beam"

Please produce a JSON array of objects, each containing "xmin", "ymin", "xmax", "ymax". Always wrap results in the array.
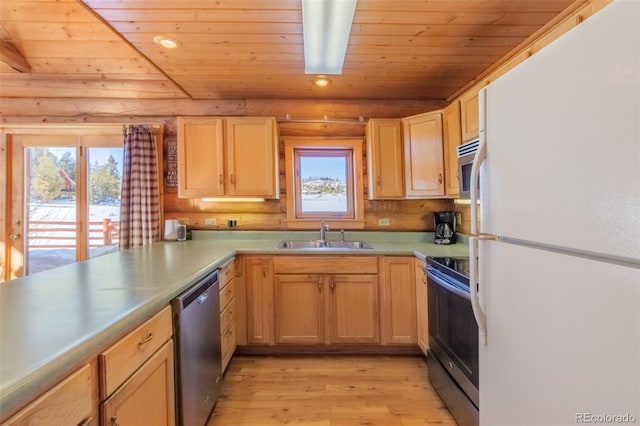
[{"xmin": 0, "ymin": 40, "xmax": 31, "ymax": 73}]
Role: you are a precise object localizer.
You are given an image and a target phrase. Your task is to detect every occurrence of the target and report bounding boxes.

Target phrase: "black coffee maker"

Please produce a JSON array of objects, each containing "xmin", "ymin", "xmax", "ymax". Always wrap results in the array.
[{"xmin": 434, "ymin": 211, "xmax": 456, "ymax": 245}]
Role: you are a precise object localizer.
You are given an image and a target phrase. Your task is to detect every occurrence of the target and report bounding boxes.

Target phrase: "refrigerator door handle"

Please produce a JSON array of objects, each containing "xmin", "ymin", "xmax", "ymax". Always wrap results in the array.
[
  {"xmin": 470, "ymin": 236, "xmax": 488, "ymax": 346},
  {"xmin": 470, "ymin": 88, "xmax": 487, "ymax": 236}
]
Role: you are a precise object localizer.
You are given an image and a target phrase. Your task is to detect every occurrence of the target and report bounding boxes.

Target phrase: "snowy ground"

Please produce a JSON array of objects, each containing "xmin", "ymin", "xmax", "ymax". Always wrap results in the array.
[{"xmin": 26, "ymin": 202, "xmax": 120, "ymax": 274}]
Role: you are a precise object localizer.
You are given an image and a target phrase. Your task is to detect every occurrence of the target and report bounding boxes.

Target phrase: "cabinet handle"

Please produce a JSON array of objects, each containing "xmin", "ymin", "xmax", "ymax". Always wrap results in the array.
[
  {"xmin": 230, "ymin": 174, "xmax": 235, "ymax": 185},
  {"xmin": 438, "ymin": 173, "xmax": 443, "ymax": 184},
  {"xmin": 110, "ymin": 416, "xmax": 120, "ymax": 426},
  {"xmin": 138, "ymin": 332, "xmax": 154, "ymax": 346},
  {"xmin": 317, "ymin": 280, "xmax": 322, "ymax": 293},
  {"xmin": 219, "ymin": 174, "xmax": 223, "ymax": 184},
  {"xmin": 330, "ymin": 277, "xmax": 335, "ymax": 292},
  {"xmin": 422, "ymin": 273, "xmax": 427, "ymax": 285},
  {"xmin": 376, "ymin": 176, "xmax": 381, "ymax": 187},
  {"xmin": 77, "ymin": 415, "xmax": 93, "ymax": 426},
  {"xmin": 262, "ymin": 267, "xmax": 266, "ymax": 278}
]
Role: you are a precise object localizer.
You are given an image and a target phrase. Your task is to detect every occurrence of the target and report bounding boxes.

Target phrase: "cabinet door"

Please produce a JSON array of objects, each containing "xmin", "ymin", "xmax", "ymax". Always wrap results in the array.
[
  {"xmin": 245, "ymin": 256, "xmax": 274, "ymax": 344},
  {"xmin": 381, "ymin": 257, "xmax": 417, "ymax": 345},
  {"xmin": 177, "ymin": 117, "xmax": 224, "ymax": 197},
  {"xmin": 328, "ymin": 274, "xmax": 379, "ymax": 344},
  {"xmin": 460, "ymin": 91, "xmax": 479, "ymax": 142},
  {"xmin": 274, "ymin": 274, "xmax": 324, "ymax": 344},
  {"xmin": 225, "ymin": 117, "xmax": 278, "ymax": 198},
  {"xmin": 102, "ymin": 340, "xmax": 175, "ymax": 426},
  {"xmin": 443, "ymin": 102, "xmax": 462, "ymax": 197},
  {"xmin": 2, "ymin": 364, "xmax": 92, "ymax": 426},
  {"xmin": 415, "ymin": 259, "xmax": 428, "ymax": 355},
  {"xmin": 403, "ymin": 112, "xmax": 445, "ymax": 198},
  {"xmin": 366, "ymin": 119, "xmax": 404, "ymax": 199}
]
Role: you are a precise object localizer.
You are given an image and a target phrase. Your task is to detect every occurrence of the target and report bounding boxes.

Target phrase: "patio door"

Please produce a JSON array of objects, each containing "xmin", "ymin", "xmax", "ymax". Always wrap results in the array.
[{"xmin": 6, "ymin": 131, "xmax": 123, "ymax": 278}]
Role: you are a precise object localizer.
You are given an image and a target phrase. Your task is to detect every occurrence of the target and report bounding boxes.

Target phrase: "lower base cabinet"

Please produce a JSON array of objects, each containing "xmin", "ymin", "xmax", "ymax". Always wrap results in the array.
[
  {"xmin": 1, "ymin": 364, "xmax": 93, "ymax": 426},
  {"xmin": 101, "ymin": 341, "xmax": 175, "ymax": 426},
  {"xmin": 274, "ymin": 274, "xmax": 379, "ymax": 344},
  {"xmin": 415, "ymin": 258, "xmax": 429, "ymax": 355}
]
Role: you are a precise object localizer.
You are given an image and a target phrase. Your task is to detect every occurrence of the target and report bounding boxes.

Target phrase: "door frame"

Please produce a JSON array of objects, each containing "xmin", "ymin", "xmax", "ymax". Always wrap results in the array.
[{"xmin": 1, "ymin": 124, "xmax": 164, "ymax": 281}]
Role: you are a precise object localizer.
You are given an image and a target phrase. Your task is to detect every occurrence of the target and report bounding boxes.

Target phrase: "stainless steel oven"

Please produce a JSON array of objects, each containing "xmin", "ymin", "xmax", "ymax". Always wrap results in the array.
[
  {"xmin": 457, "ymin": 139, "xmax": 480, "ymax": 199},
  {"xmin": 426, "ymin": 257, "xmax": 478, "ymax": 426}
]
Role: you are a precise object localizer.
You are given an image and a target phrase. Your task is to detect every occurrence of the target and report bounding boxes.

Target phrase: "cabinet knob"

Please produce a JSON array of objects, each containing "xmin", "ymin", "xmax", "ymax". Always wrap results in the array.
[
  {"xmin": 9, "ymin": 233, "xmax": 21, "ymax": 240},
  {"xmin": 438, "ymin": 173, "xmax": 443, "ymax": 184}
]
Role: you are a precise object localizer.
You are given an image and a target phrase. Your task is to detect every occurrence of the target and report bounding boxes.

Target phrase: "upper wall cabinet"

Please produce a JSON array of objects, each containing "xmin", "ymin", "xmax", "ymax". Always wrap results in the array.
[
  {"xmin": 402, "ymin": 111, "xmax": 445, "ymax": 198},
  {"xmin": 460, "ymin": 91, "xmax": 479, "ymax": 142},
  {"xmin": 443, "ymin": 102, "xmax": 462, "ymax": 197},
  {"xmin": 177, "ymin": 117, "xmax": 279, "ymax": 198},
  {"xmin": 365, "ymin": 119, "xmax": 404, "ymax": 199}
]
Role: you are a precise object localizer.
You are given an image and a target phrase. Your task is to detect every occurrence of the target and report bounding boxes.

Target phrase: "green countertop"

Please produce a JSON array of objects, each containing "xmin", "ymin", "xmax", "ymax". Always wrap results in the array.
[{"xmin": 0, "ymin": 231, "xmax": 468, "ymax": 419}]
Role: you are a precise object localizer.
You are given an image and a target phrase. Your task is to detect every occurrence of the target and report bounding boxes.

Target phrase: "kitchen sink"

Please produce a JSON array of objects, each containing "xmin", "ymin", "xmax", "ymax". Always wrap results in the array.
[{"xmin": 277, "ymin": 240, "xmax": 372, "ymax": 249}]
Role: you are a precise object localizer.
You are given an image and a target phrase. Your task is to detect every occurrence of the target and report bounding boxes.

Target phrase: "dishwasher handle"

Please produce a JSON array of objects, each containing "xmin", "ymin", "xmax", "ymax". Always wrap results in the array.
[{"xmin": 172, "ymin": 269, "xmax": 219, "ymax": 312}]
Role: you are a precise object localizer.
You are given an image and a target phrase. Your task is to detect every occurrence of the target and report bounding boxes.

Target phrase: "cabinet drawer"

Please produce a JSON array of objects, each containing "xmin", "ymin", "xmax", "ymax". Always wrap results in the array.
[
  {"xmin": 100, "ymin": 306, "xmax": 172, "ymax": 397},
  {"xmin": 220, "ymin": 258, "xmax": 235, "ymax": 288},
  {"xmin": 273, "ymin": 256, "xmax": 378, "ymax": 274},
  {"xmin": 220, "ymin": 279, "xmax": 235, "ymax": 311},
  {"xmin": 221, "ymin": 299, "xmax": 235, "ymax": 333},
  {"xmin": 221, "ymin": 322, "xmax": 236, "ymax": 371},
  {"xmin": 2, "ymin": 364, "xmax": 92, "ymax": 426}
]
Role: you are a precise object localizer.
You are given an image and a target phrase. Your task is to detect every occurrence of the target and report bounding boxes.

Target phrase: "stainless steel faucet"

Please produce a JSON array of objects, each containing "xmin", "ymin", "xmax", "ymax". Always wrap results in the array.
[{"xmin": 319, "ymin": 223, "xmax": 330, "ymax": 242}]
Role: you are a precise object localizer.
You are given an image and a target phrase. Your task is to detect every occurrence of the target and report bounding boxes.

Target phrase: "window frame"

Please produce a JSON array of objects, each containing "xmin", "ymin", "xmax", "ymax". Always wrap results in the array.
[{"xmin": 284, "ymin": 138, "xmax": 365, "ymax": 229}]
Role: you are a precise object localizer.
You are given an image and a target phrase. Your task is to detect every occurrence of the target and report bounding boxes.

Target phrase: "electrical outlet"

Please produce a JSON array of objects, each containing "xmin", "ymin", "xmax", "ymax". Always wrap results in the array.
[
  {"xmin": 456, "ymin": 212, "xmax": 462, "ymax": 226},
  {"xmin": 205, "ymin": 218, "xmax": 217, "ymax": 226},
  {"xmin": 378, "ymin": 218, "xmax": 390, "ymax": 226},
  {"xmin": 177, "ymin": 217, "xmax": 189, "ymax": 225}
]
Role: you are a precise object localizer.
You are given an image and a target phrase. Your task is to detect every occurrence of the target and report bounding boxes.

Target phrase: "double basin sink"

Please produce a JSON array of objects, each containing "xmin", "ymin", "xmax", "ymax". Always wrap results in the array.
[{"xmin": 277, "ymin": 240, "xmax": 372, "ymax": 250}]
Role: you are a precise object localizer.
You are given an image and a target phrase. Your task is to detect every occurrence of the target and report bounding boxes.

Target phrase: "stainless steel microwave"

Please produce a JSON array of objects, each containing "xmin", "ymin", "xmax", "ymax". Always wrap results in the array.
[{"xmin": 457, "ymin": 138, "xmax": 480, "ymax": 199}]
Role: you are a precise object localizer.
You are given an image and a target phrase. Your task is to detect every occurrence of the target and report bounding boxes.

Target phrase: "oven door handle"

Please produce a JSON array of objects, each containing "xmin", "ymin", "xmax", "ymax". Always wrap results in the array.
[{"xmin": 425, "ymin": 267, "xmax": 471, "ymax": 301}]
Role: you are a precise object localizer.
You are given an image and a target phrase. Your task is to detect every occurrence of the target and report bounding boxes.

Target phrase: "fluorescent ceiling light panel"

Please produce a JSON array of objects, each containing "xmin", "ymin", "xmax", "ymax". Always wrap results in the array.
[{"xmin": 302, "ymin": 0, "xmax": 357, "ymax": 74}]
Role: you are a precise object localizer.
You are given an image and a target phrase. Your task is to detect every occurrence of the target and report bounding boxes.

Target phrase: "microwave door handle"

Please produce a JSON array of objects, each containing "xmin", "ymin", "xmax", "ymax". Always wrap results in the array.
[
  {"xmin": 470, "ymin": 236, "xmax": 488, "ymax": 346},
  {"xmin": 470, "ymin": 89, "xmax": 487, "ymax": 236}
]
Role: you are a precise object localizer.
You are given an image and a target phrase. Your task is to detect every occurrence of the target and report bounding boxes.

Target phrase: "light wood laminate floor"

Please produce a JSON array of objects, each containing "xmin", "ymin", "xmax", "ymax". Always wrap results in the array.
[{"xmin": 208, "ymin": 355, "xmax": 456, "ymax": 426}]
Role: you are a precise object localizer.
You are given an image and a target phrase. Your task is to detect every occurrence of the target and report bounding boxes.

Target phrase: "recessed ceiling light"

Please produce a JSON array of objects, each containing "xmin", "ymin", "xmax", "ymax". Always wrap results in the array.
[
  {"xmin": 313, "ymin": 76, "xmax": 332, "ymax": 87},
  {"xmin": 153, "ymin": 35, "xmax": 180, "ymax": 49}
]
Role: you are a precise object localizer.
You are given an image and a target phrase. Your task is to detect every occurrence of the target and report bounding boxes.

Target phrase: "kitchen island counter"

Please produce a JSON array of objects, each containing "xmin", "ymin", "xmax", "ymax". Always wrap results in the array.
[{"xmin": 0, "ymin": 231, "xmax": 467, "ymax": 420}]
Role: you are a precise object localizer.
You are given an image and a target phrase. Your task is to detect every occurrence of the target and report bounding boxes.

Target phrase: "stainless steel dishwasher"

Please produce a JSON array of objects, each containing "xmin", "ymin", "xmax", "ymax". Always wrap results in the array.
[{"xmin": 172, "ymin": 269, "xmax": 221, "ymax": 426}]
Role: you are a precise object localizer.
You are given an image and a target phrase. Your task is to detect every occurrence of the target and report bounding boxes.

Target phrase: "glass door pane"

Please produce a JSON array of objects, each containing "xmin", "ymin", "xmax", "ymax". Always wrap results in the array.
[
  {"xmin": 88, "ymin": 147, "xmax": 124, "ymax": 258},
  {"xmin": 25, "ymin": 147, "xmax": 77, "ymax": 274}
]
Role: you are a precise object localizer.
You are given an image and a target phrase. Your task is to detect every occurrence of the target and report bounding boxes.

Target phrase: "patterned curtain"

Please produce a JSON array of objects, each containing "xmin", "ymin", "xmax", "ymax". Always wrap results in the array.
[{"xmin": 119, "ymin": 125, "xmax": 161, "ymax": 249}]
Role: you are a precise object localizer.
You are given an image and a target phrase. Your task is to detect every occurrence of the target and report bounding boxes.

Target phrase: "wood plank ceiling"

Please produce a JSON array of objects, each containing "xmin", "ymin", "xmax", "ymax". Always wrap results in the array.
[{"xmin": 0, "ymin": 0, "xmax": 580, "ymax": 101}]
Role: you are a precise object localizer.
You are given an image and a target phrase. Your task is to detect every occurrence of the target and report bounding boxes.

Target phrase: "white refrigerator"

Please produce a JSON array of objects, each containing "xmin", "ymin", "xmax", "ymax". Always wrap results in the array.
[{"xmin": 469, "ymin": 1, "xmax": 640, "ymax": 425}]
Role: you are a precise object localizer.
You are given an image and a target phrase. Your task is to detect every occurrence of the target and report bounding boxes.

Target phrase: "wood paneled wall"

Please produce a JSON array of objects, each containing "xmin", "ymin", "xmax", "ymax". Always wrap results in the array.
[{"xmin": 1, "ymin": 98, "xmax": 451, "ymax": 232}]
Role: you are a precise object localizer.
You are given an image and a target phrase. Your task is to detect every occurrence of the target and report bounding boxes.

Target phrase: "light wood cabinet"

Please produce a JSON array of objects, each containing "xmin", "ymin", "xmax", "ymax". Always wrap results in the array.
[
  {"xmin": 380, "ymin": 256, "xmax": 417, "ymax": 345},
  {"xmin": 1, "ymin": 364, "xmax": 93, "ymax": 426},
  {"xmin": 245, "ymin": 256, "xmax": 274, "ymax": 345},
  {"xmin": 274, "ymin": 273, "xmax": 379, "ymax": 345},
  {"xmin": 99, "ymin": 306, "xmax": 175, "ymax": 426},
  {"xmin": 274, "ymin": 274, "xmax": 324, "ymax": 344},
  {"xmin": 272, "ymin": 256, "xmax": 380, "ymax": 345},
  {"xmin": 365, "ymin": 119, "xmax": 404, "ymax": 199},
  {"xmin": 460, "ymin": 91, "xmax": 479, "ymax": 142},
  {"xmin": 101, "ymin": 341, "xmax": 175, "ymax": 426},
  {"xmin": 415, "ymin": 258, "xmax": 428, "ymax": 355},
  {"xmin": 443, "ymin": 102, "xmax": 462, "ymax": 197},
  {"xmin": 177, "ymin": 116, "xmax": 279, "ymax": 198},
  {"xmin": 402, "ymin": 111, "xmax": 445, "ymax": 198},
  {"xmin": 328, "ymin": 274, "xmax": 379, "ymax": 344},
  {"xmin": 219, "ymin": 258, "xmax": 236, "ymax": 372}
]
